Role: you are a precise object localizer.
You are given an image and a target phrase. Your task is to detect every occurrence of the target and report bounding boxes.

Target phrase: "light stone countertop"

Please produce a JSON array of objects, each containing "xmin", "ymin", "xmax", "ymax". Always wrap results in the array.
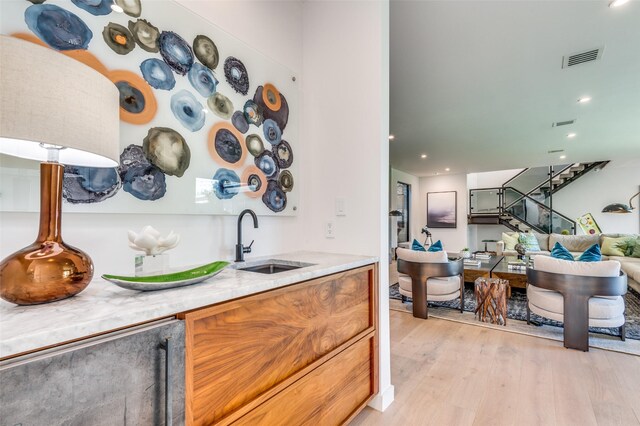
[{"xmin": 0, "ymin": 251, "xmax": 378, "ymax": 359}]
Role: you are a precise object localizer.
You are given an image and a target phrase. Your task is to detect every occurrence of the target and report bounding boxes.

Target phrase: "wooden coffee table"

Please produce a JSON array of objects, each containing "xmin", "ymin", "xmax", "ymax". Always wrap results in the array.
[
  {"xmin": 490, "ymin": 256, "xmax": 528, "ymax": 292},
  {"xmin": 463, "ymin": 255, "xmax": 503, "ymax": 284}
]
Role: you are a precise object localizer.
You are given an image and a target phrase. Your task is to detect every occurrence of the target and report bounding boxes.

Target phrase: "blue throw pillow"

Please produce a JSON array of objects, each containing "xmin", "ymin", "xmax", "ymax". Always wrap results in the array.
[
  {"xmin": 427, "ymin": 240, "xmax": 443, "ymax": 252},
  {"xmin": 412, "ymin": 239, "xmax": 426, "ymax": 251},
  {"xmin": 550, "ymin": 242, "xmax": 574, "ymax": 261},
  {"xmin": 578, "ymin": 244, "xmax": 602, "ymax": 262}
]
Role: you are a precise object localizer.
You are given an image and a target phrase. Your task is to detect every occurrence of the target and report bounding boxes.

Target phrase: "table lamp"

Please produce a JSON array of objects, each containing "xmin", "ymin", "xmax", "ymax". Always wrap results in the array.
[{"xmin": 0, "ymin": 36, "xmax": 120, "ymax": 305}]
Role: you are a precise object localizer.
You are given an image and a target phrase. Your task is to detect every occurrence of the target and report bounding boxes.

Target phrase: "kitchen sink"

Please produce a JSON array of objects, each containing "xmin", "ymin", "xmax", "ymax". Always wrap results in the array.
[{"xmin": 235, "ymin": 260, "xmax": 315, "ymax": 274}]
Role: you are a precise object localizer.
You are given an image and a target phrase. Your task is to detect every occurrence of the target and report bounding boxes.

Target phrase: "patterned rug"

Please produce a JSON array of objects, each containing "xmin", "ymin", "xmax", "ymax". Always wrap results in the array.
[{"xmin": 389, "ymin": 283, "xmax": 640, "ymax": 340}]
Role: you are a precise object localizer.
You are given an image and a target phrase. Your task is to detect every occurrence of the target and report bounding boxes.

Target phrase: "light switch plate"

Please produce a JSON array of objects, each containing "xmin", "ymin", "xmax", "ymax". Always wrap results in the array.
[
  {"xmin": 335, "ymin": 197, "xmax": 346, "ymax": 216},
  {"xmin": 325, "ymin": 221, "xmax": 336, "ymax": 239}
]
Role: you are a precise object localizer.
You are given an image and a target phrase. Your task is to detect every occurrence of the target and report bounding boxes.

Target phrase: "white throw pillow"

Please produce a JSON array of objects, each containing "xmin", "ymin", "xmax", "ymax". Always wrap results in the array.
[
  {"xmin": 533, "ymin": 255, "xmax": 620, "ymax": 277},
  {"xmin": 396, "ymin": 247, "xmax": 448, "ymax": 263}
]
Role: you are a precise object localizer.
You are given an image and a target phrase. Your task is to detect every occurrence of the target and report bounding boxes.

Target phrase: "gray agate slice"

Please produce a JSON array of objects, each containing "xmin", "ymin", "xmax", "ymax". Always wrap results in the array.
[
  {"xmin": 102, "ymin": 22, "xmax": 135, "ymax": 55},
  {"xmin": 272, "ymin": 140, "xmax": 293, "ymax": 169},
  {"xmin": 278, "ymin": 170, "xmax": 294, "ymax": 193},
  {"xmin": 128, "ymin": 19, "xmax": 159, "ymax": 52},
  {"xmin": 143, "ymin": 127, "xmax": 191, "ymax": 177},
  {"xmin": 245, "ymin": 134, "xmax": 265, "ymax": 157},
  {"xmin": 207, "ymin": 92, "xmax": 233, "ymax": 119},
  {"xmin": 115, "ymin": 0, "xmax": 141, "ymax": 17},
  {"xmin": 193, "ymin": 35, "xmax": 219, "ymax": 70}
]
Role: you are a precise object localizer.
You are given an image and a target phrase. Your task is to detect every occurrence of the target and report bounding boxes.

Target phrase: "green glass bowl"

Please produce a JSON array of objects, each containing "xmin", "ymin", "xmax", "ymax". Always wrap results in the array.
[{"xmin": 102, "ymin": 261, "xmax": 230, "ymax": 291}]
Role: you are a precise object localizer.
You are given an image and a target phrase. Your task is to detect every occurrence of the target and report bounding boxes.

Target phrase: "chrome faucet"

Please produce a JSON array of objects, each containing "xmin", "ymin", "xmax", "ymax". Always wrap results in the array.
[{"xmin": 235, "ymin": 209, "xmax": 258, "ymax": 262}]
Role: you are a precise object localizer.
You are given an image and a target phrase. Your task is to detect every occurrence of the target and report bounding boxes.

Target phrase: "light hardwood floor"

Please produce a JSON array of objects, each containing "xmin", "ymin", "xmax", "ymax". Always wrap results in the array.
[{"xmin": 352, "ymin": 311, "xmax": 640, "ymax": 426}]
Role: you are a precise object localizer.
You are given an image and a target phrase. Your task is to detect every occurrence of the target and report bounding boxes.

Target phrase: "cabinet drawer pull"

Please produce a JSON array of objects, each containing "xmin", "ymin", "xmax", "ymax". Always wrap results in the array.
[{"xmin": 159, "ymin": 337, "xmax": 173, "ymax": 426}]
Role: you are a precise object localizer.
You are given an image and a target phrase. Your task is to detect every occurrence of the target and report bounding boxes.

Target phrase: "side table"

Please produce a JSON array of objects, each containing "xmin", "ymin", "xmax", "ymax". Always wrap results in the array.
[{"xmin": 474, "ymin": 277, "xmax": 509, "ymax": 326}]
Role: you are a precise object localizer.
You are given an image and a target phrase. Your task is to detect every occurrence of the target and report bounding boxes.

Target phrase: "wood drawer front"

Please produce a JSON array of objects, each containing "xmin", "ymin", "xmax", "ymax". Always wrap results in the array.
[
  {"xmin": 233, "ymin": 335, "xmax": 375, "ymax": 426},
  {"xmin": 184, "ymin": 266, "xmax": 374, "ymax": 425}
]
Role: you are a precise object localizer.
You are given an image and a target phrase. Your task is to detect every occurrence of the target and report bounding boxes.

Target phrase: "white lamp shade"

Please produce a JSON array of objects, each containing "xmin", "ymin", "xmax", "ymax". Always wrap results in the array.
[{"xmin": 0, "ymin": 35, "xmax": 120, "ymax": 167}]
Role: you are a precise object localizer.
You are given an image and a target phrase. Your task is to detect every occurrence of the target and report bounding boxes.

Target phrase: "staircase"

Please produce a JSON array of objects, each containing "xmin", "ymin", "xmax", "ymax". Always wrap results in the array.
[{"xmin": 468, "ymin": 161, "xmax": 609, "ymax": 235}]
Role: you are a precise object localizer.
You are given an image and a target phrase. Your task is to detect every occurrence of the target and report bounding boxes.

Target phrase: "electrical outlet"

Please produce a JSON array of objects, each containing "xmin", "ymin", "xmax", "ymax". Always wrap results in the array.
[{"xmin": 325, "ymin": 221, "xmax": 336, "ymax": 239}]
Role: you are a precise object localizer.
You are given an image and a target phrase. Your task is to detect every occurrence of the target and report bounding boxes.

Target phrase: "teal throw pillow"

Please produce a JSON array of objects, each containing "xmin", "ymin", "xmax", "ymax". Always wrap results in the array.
[
  {"xmin": 577, "ymin": 244, "xmax": 602, "ymax": 262},
  {"xmin": 412, "ymin": 239, "xmax": 426, "ymax": 251},
  {"xmin": 427, "ymin": 240, "xmax": 443, "ymax": 252},
  {"xmin": 518, "ymin": 233, "xmax": 540, "ymax": 252},
  {"xmin": 551, "ymin": 242, "xmax": 574, "ymax": 261}
]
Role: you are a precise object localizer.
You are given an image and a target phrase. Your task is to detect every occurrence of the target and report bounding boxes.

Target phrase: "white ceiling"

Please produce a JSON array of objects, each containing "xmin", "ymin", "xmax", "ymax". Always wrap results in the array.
[{"xmin": 390, "ymin": 0, "xmax": 640, "ymax": 177}]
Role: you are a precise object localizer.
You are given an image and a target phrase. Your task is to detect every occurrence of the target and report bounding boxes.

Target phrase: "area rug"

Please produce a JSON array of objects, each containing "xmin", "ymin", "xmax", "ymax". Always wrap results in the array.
[{"xmin": 389, "ymin": 283, "xmax": 640, "ymax": 341}]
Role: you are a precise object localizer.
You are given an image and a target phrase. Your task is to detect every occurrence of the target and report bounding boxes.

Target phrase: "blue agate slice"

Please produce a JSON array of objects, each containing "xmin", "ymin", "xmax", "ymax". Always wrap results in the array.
[
  {"xmin": 232, "ymin": 111, "xmax": 249, "ymax": 134},
  {"xmin": 70, "ymin": 0, "xmax": 112, "ymax": 16},
  {"xmin": 122, "ymin": 164, "xmax": 166, "ymax": 201},
  {"xmin": 25, "ymin": 4, "xmax": 93, "ymax": 51},
  {"xmin": 170, "ymin": 90, "xmax": 205, "ymax": 132},
  {"xmin": 63, "ymin": 166, "xmax": 121, "ymax": 204},
  {"xmin": 158, "ymin": 31, "xmax": 194, "ymax": 76},
  {"xmin": 188, "ymin": 62, "xmax": 218, "ymax": 97},
  {"xmin": 262, "ymin": 180, "xmax": 287, "ymax": 212},
  {"xmin": 262, "ymin": 119, "xmax": 282, "ymax": 145},
  {"xmin": 212, "ymin": 168, "xmax": 240, "ymax": 200},
  {"xmin": 140, "ymin": 58, "xmax": 176, "ymax": 90},
  {"xmin": 254, "ymin": 151, "xmax": 279, "ymax": 179}
]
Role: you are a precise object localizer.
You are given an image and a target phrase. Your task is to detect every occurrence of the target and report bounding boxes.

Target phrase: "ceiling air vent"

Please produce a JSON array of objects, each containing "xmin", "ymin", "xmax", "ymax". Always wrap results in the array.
[
  {"xmin": 547, "ymin": 149, "xmax": 564, "ymax": 154},
  {"xmin": 552, "ymin": 119, "xmax": 575, "ymax": 127},
  {"xmin": 562, "ymin": 47, "xmax": 604, "ymax": 69}
]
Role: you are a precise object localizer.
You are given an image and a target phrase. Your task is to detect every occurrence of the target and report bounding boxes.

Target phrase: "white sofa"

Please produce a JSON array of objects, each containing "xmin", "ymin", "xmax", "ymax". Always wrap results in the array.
[{"xmin": 497, "ymin": 232, "xmax": 640, "ymax": 292}]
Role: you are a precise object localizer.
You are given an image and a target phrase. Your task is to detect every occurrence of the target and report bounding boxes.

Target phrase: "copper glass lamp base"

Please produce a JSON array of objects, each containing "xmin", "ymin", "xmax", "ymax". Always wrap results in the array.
[{"xmin": 0, "ymin": 163, "xmax": 94, "ymax": 305}]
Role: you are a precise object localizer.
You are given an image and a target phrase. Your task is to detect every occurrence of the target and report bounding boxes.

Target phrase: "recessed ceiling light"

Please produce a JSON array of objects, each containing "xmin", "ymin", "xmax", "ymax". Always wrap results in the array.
[
  {"xmin": 560, "ymin": 155, "xmax": 567, "ymax": 159},
  {"xmin": 110, "ymin": 3, "xmax": 124, "ymax": 13},
  {"xmin": 609, "ymin": 0, "xmax": 629, "ymax": 7},
  {"xmin": 577, "ymin": 96, "xmax": 592, "ymax": 103},
  {"xmin": 421, "ymin": 154, "xmax": 427, "ymax": 159},
  {"xmin": 445, "ymin": 168, "xmax": 450, "ymax": 172},
  {"xmin": 567, "ymin": 133, "xmax": 577, "ymax": 138},
  {"xmin": 388, "ymin": 135, "xmax": 395, "ymax": 140}
]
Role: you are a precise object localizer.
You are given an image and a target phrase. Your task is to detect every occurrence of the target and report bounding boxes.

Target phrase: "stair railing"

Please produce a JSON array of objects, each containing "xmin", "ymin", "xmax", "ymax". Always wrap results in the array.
[{"xmin": 503, "ymin": 186, "xmax": 576, "ymax": 234}]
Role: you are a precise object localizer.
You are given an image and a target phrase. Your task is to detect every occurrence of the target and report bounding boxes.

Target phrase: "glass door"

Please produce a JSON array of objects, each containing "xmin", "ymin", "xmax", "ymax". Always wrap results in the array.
[{"xmin": 396, "ymin": 182, "xmax": 410, "ymax": 243}]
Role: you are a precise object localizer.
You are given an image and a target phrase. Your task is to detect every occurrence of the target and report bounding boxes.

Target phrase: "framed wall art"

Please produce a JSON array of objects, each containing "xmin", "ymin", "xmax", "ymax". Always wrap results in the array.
[
  {"xmin": 427, "ymin": 191, "xmax": 457, "ymax": 228},
  {"xmin": 0, "ymin": 0, "xmax": 298, "ymax": 216}
]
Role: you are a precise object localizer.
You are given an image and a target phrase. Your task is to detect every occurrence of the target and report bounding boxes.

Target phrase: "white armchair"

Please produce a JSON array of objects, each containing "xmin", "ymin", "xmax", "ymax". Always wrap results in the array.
[{"xmin": 396, "ymin": 248, "xmax": 464, "ymax": 319}]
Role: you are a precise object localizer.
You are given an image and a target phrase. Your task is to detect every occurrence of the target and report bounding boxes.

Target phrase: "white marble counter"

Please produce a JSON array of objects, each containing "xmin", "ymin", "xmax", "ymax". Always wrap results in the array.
[{"xmin": 0, "ymin": 251, "xmax": 377, "ymax": 358}]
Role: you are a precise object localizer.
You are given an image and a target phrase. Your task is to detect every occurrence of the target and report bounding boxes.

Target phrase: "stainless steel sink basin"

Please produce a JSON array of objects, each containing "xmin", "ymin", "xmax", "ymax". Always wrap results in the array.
[{"xmin": 235, "ymin": 260, "xmax": 315, "ymax": 274}]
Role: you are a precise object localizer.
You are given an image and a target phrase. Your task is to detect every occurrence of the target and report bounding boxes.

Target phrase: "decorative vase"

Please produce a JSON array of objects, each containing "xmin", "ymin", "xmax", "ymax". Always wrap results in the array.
[
  {"xmin": 135, "ymin": 254, "xmax": 170, "ymax": 276},
  {"xmin": 0, "ymin": 163, "xmax": 93, "ymax": 305}
]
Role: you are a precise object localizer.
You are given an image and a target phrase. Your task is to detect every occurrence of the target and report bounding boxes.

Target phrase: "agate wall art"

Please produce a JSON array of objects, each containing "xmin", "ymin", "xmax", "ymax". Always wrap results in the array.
[{"xmin": 0, "ymin": 0, "xmax": 298, "ymax": 216}]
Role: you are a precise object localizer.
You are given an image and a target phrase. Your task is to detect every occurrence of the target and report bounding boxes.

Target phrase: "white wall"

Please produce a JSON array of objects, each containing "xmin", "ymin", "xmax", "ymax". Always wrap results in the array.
[
  {"xmin": 554, "ymin": 159, "xmax": 640, "ymax": 234},
  {"xmin": 390, "ymin": 168, "xmax": 420, "ymax": 241},
  {"xmin": 418, "ymin": 173, "xmax": 468, "ymax": 252},
  {"xmin": 301, "ymin": 0, "xmax": 394, "ymax": 409}
]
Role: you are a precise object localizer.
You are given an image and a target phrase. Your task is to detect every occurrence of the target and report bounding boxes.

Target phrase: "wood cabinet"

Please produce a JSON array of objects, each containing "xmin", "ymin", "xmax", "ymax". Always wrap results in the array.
[
  {"xmin": 0, "ymin": 319, "xmax": 185, "ymax": 426},
  {"xmin": 180, "ymin": 264, "xmax": 378, "ymax": 425}
]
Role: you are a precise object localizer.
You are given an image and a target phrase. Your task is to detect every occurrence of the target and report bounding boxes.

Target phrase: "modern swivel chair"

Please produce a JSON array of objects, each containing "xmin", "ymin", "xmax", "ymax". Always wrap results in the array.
[
  {"xmin": 396, "ymin": 247, "xmax": 464, "ymax": 319},
  {"xmin": 526, "ymin": 255, "xmax": 627, "ymax": 351}
]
